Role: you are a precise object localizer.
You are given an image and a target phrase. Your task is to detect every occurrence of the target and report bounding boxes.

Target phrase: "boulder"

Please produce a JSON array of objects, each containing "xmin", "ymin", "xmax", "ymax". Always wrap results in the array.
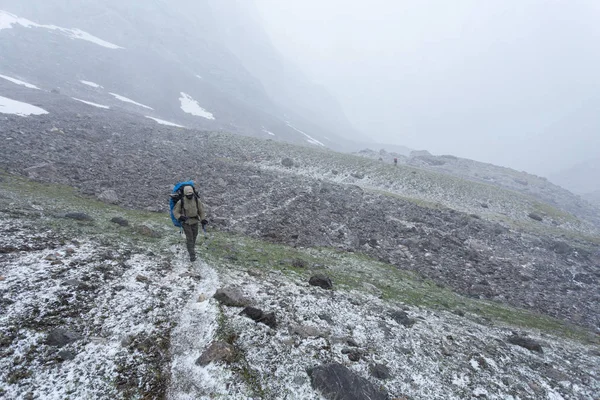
[
  {"xmin": 309, "ymin": 274, "xmax": 333, "ymax": 290},
  {"xmin": 240, "ymin": 306, "xmax": 277, "ymax": 329},
  {"xmin": 527, "ymin": 213, "xmax": 543, "ymax": 222},
  {"xmin": 281, "ymin": 158, "xmax": 294, "ymax": 167},
  {"xmin": 307, "ymin": 363, "xmax": 390, "ymax": 400},
  {"xmin": 46, "ymin": 328, "xmax": 81, "ymax": 347},
  {"xmin": 64, "ymin": 212, "xmax": 94, "ymax": 221},
  {"xmin": 213, "ymin": 287, "xmax": 251, "ymax": 307},
  {"xmin": 369, "ymin": 364, "xmax": 391, "ymax": 380},
  {"xmin": 110, "ymin": 217, "xmax": 129, "ymax": 226},
  {"xmin": 98, "ymin": 189, "xmax": 119, "ymax": 204},
  {"xmin": 507, "ymin": 335, "xmax": 543, "ymax": 353},
  {"xmin": 133, "ymin": 225, "xmax": 162, "ymax": 238},
  {"xmin": 390, "ymin": 310, "xmax": 416, "ymax": 327},
  {"xmin": 195, "ymin": 341, "xmax": 236, "ymax": 366}
]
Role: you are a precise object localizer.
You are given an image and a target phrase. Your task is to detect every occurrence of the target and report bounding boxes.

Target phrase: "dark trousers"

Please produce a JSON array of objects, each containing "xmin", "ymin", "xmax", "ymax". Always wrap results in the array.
[{"xmin": 182, "ymin": 223, "xmax": 199, "ymax": 259}]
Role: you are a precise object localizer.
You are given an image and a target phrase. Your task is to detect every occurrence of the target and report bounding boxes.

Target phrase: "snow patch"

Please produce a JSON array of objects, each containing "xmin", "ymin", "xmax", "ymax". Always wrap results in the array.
[
  {"xmin": 196, "ymin": 75, "xmax": 203, "ymax": 80},
  {"xmin": 0, "ymin": 10, "xmax": 123, "ymax": 49},
  {"xmin": 179, "ymin": 92, "xmax": 215, "ymax": 120},
  {"xmin": 0, "ymin": 95, "xmax": 48, "ymax": 116},
  {"xmin": 72, "ymin": 98, "xmax": 110, "ymax": 109},
  {"xmin": 262, "ymin": 129, "xmax": 276, "ymax": 136},
  {"xmin": 0, "ymin": 74, "xmax": 40, "ymax": 89},
  {"xmin": 110, "ymin": 93, "xmax": 153, "ymax": 110},
  {"xmin": 80, "ymin": 80, "xmax": 103, "ymax": 88},
  {"xmin": 285, "ymin": 122, "xmax": 325, "ymax": 146},
  {"xmin": 146, "ymin": 116, "xmax": 185, "ymax": 128}
]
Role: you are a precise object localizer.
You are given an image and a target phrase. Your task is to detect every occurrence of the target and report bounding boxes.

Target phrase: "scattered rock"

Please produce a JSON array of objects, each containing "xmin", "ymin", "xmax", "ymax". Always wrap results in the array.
[
  {"xmin": 240, "ymin": 306, "xmax": 277, "ymax": 329},
  {"xmin": 64, "ymin": 212, "xmax": 94, "ymax": 221},
  {"xmin": 370, "ymin": 364, "xmax": 391, "ymax": 380},
  {"xmin": 390, "ymin": 310, "xmax": 416, "ymax": 327},
  {"xmin": 309, "ymin": 274, "xmax": 333, "ymax": 290},
  {"xmin": 351, "ymin": 172, "xmax": 365, "ymax": 179},
  {"xmin": 62, "ymin": 279, "xmax": 91, "ymax": 291},
  {"xmin": 136, "ymin": 275, "xmax": 150, "ymax": 283},
  {"xmin": 57, "ymin": 350, "xmax": 76, "ymax": 361},
  {"xmin": 507, "ymin": 335, "xmax": 543, "ymax": 353},
  {"xmin": 213, "ymin": 287, "xmax": 251, "ymax": 307},
  {"xmin": 480, "ymin": 203, "xmax": 489, "ymax": 208},
  {"xmin": 133, "ymin": 225, "xmax": 162, "ymax": 238},
  {"xmin": 573, "ymin": 273, "xmax": 595, "ymax": 284},
  {"xmin": 197, "ymin": 294, "xmax": 208, "ymax": 302},
  {"xmin": 290, "ymin": 324, "xmax": 330, "ymax": 339},
  {"xmin": 195, "ymin": 341, "xmax": 236, "ymax": 366},
  {"xmin": 318, "ymin": 314, "xmax": 334, "ymax": 324},
  {"xmin": 98, "ymin": 189, "xmax": 119, "ymax": 204},
  {"xmin": 331, "ymin": 170, "xmax": 339, "ymax": 175},
  {"xmin": 291, "ymin": 258, "xmax": 308, "ymax": 268},
  {"xmin": 527, "ymin": 213, "xmax": 543, "ymax": 222},
  {"xmin": 110, "ymin": 217, "xmax": 129, "ymax": 226},
  {"xmin": 46, "ymin": 328, "xmax": 81, "ymax": 347},
  {"xmin": 281, "ymin": 158, "xmax": 294, "ymax": 167},
  {"xmin": 307, "ymin": 363, "xmax": 390, "ymax": 400},
  {"xmin": 551, "ymin": 241, "xmax": 571, "ymax": 255}
]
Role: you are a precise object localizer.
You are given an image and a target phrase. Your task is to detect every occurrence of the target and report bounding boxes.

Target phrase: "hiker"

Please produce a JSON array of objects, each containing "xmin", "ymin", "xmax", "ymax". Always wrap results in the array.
[
  {"xmin": 394, "ymin": 157, "xmax": 398, "ymax": 166},
  {"xmin": 173, "ymin": 185, "xmax": 207, "ymax": 261}
]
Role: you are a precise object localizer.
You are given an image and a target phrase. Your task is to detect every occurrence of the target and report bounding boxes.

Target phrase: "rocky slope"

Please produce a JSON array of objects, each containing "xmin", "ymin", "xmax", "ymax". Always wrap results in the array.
[
  {"xmin": 1, "ymin": 91, "xmax": 599, "ymax": 336},
  {"xmin": 1, "ymin": 173, "xmax": 598, "ymax": 399},
  {"xmin": 356, "ymin": 148, "xmax": 600, "ymax": 231}
]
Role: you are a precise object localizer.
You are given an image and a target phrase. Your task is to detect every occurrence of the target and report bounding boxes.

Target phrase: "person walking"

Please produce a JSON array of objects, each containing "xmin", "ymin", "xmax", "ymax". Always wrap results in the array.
[{"xmin": 173, "ymin": 185, "xmax": 207, "ymax": 261}]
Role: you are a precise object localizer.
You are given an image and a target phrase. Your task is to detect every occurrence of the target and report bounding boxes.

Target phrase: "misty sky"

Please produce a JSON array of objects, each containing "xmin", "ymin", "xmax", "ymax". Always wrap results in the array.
[{"xmin": 254, "ymin": 0, "xmax": 600, "ymax": 176}]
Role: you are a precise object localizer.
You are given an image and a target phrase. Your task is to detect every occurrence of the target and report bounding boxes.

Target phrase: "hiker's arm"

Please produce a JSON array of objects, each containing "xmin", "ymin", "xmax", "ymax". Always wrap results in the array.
[
  {"xmin": 173, "ymin": 200, "xmax": 182, "ymax": 220},
  {"xmin": 198, "ymin": 200, "xmax": 206, "ymax": 221}
]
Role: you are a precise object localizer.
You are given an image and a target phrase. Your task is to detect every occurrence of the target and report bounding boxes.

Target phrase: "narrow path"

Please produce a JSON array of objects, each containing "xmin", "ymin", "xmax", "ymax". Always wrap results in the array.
[{"xmin": 167, "ymin": 247, "xmax": 233, "ymax": 399}]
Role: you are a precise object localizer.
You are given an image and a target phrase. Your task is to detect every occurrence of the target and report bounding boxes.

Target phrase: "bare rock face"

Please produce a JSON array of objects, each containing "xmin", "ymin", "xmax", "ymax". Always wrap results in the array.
[
  {"xmin": 195, "ymin": 341, "xmax": 236, "ymax": 366},
  {"xmin": 307, "ymin": 363, "xmax": 390, "ymax": 400}
]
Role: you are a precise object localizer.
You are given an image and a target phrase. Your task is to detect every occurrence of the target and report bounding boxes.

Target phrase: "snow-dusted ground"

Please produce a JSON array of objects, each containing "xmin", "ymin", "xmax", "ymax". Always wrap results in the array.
[
  {"xmin": 0, "ymin": 167, "xmax": 598, "ymax": 400},
  {"xmin": 72, "ymin": 97, "xmax": 110, "ymax": 109},
  {"xmin": 110, "ymin": 93, "xmax": 153, "ymax": 110},
  {"xmin": 179, "ymin": 92, "xmax": 215, "ymax": 120},
  {"xmin": 286, "ymin": 122, "xmax": 325, "ymax": 146},
  {"xmin": 0, "ymin": 10, "xmax": 123, "ymax": 49},
  {"xmin": 146, "ymin": 116, "xmax": 185, "ymax": 128},
  {"xmin": 0, "ymin": 74, "xmax": 40, "ymax": 89},
  {"xmin": 0, "ymin": 95, "xmax": 48, "ymax": 116},
  {"xmin": 80, "ymin": 80, "xmax": 103, "ymax": 88}
]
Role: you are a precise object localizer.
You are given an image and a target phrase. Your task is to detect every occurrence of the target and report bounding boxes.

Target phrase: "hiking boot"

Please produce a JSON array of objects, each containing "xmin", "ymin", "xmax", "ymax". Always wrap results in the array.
[{"xmin": 190, "ymin": 254, "xmax": 196, "ymax": 262}]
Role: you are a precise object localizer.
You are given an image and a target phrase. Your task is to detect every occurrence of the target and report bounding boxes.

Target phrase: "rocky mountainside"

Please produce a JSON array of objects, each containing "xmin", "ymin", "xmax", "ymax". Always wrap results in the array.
[
  {"xmin": 549, "ymin": 158, "xmax": 600, "ymax": 196},
  {"xmin": 583, "ymin": 190, "xmax": 600, "ymax": 209},
  {"xmin": 0, "ymin": 0, "xmax": 361, "ymax": 150},
  {"xmin": 1, "ymin": 92, "xmax": 599, "ymax": 398},
  {"xmin": 356, "ymin": 148, "xmax": 600, "ymax": 231}
]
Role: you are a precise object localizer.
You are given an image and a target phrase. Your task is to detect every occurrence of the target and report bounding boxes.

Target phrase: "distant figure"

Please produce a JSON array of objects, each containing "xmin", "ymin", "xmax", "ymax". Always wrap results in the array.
[
  {"xmin": 173, "ymin": 185, "xmax": 207, "ymax": 262},
  {"xmin": 394, "ymin": 157, "xmax": 398, "ymax": 166}
]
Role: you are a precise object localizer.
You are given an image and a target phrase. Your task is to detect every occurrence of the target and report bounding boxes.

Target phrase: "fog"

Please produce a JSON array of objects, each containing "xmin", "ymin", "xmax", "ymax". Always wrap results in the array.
[{"xmin": 254, "ymin": 0, "xmax": 600, "ymax": 177}]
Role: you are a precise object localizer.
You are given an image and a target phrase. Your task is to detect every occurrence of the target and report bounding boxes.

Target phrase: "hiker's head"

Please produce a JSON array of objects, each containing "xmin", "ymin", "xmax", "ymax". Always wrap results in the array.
[{"xmin": 184, "ymin": 186, "xmax": 194, "ymax": 199}]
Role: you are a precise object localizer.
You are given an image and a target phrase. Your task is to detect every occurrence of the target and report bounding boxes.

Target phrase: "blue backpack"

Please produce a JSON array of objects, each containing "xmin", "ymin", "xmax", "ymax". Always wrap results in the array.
[{"xmin": 169, "ymin": 181, "xmax": 198, "ymax": 227}]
